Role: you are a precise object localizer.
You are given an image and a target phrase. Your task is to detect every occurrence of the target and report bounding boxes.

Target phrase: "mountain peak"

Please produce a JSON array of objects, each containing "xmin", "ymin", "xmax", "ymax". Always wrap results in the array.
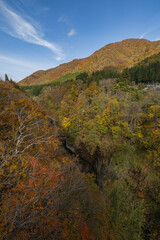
[{"xmin": 19, "ymin": 38, "xmax": 160, "ymax": 86}]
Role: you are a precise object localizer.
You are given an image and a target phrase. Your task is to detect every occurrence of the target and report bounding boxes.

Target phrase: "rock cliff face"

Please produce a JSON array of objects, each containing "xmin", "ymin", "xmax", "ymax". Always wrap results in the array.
[
  {"xmin": 64, "ymin": 140, "xmax": 106, "ymax": 188},
  {"xmin": 19, "ymin": 38, "xmax": 160, "ymax": 86}
]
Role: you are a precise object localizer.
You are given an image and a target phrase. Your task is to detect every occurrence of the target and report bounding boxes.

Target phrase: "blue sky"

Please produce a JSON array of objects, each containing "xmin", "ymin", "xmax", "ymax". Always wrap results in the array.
[{"xmin": 0, "ymin": 0, "xmax": 160, "ymax": 82}]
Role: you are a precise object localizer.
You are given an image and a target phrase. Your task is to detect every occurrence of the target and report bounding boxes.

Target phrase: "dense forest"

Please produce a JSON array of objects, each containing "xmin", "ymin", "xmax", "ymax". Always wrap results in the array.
[
  {"xmin": 129, "ymin": 52, "xmax": 160, "ymax": 83},
  {"xmin": 0, "ymin": 52, "xmax": 160, "ymax": 240}
]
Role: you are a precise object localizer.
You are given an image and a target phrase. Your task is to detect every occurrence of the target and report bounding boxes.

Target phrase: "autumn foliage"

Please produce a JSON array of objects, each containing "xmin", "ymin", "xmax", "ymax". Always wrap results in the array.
[
  {"xmin": 0, "ymin": 80, "xmax": 111, "ymax": 240},
  {"xmin": 1, "ymin": 42, "xmax": 160, "ymax": 239},
  {"xmin": 19, "ymin": 38, "xmax": 160, "ymax": 86},
  {"xmin": 37, "ymin": 70, "xmax": 160, "ymax": 239}
]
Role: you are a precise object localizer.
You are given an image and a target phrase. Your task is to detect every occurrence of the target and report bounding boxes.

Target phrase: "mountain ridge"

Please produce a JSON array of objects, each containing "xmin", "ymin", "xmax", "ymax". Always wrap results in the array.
[{"xmin": 19, "ymin": 38, "xmax": 160, "ymax": 86}]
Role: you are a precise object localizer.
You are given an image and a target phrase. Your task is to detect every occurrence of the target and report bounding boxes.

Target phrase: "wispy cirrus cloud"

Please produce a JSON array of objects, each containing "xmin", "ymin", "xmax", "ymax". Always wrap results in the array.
[
  {"xmin": 0, "ymin": 0, "xmax": 64, "ymax": 61},
  {"xmin": 0, "ymin": 54, "xmax": 40, "ymax": 69},
  {"xmin": 68, "ymin": 28, "xmax": 76, "ymax": 37},
  {"xmin": 58, "ymin": 15, "xmax": 77, "ymax": 37},
  {"xmin": 139, "ymin": 24, "xmax": 160, "ymax": 39},
  {"xmin": 139, "ymin": 29, "xmax": 153, "ymax": 39},
  {"xmin": 0, "ymin": 54, "xmax": 55, "ymax": 81}
]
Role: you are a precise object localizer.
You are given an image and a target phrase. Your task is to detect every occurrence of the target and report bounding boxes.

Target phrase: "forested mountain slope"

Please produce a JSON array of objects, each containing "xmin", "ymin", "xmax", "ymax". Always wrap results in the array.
[
  {"xmin": 0, "ymin": 80, "xmax": 110, "ymax": 240},
  {"xmin": 19, "ymin": 38, "xmax": 160, "ymax": 86},
  {"xmin": 1, "ymin": 40, "xmax": 160, "ymax": 239},
  {"xmin": 36, "ymin": 71, "xmax": 160, "ymax": 240},
  {"xmin": 128, "ymin": 51, "xmax": 160, "ymax": 83}
]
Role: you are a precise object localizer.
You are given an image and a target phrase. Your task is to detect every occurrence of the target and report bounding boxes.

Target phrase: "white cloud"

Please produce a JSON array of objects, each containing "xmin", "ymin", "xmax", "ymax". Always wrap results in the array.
[
  {"xmin": 58, "ymin": 15, "xmax": 69, "ymax": 24},
  {"xmin": 0, "ymin": 55, "xmax": 40, "ymax": 69},
  {"xmin": 139, "ymin": 30, "xmax": 151, "ymax": 39},
  {"xmin": 58, "ymin": 15, "xmax": 77, "ymax": 37},
  {"xmin": 139, "ymin": 24, "xmax": 160, "ymax": 39},
  {"xmin": 68, "ymin": 28, "xmax": 76, "ymax": 37},
  {"xmin": 0, "ymin": 0, "xmax": 65, "ymax": 61}
]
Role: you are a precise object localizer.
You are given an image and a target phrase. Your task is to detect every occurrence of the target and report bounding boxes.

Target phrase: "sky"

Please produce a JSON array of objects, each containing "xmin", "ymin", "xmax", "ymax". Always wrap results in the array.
[{"xmin": 0, "ymin": 0, "xmax": 160, "ymax": 82}]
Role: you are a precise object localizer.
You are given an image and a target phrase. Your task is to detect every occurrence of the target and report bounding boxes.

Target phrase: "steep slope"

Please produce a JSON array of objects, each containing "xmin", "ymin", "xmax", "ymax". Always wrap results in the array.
[
  {"xmin": 0, "ymin": 80, "xmax": 110, "ymax": 239},
  {"xmin": 19, "ymin": 38, "xmax": 160, "ymax": 86},
  {"xmin": 128, "ymin": 51, "xmax": 160, "ymax": 83},
  {"xmin": 36, "ymin": 68, "xmax": 160, "ymax": 239}
]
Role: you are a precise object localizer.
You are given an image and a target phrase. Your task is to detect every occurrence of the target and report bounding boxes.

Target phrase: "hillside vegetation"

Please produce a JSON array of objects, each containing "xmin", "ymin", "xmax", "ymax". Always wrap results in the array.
[
  {"xmin": 22, "ymin": 68, "xmax": 119, "ymax": 96},
  {"xmin": 0, "ymin": 80, "xmax": 111, "ymax": 240},
  {"xmin": 36, "ymin": 65, "xmax": 160, "ymax": 240},
  {"xmin": 21, "ymin": 52, "xmax": 160, "ymax": 97},
  {"xmin": 19, "ymin": 38, "xmax": 160, "ymax": 86},
  {"xmin": 129, "ymin": 51, "xmax": 160, "ymax": 83},
  {"xmin": 1, "ymin": 39, "xmax": 160, "ymax": 240}
]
